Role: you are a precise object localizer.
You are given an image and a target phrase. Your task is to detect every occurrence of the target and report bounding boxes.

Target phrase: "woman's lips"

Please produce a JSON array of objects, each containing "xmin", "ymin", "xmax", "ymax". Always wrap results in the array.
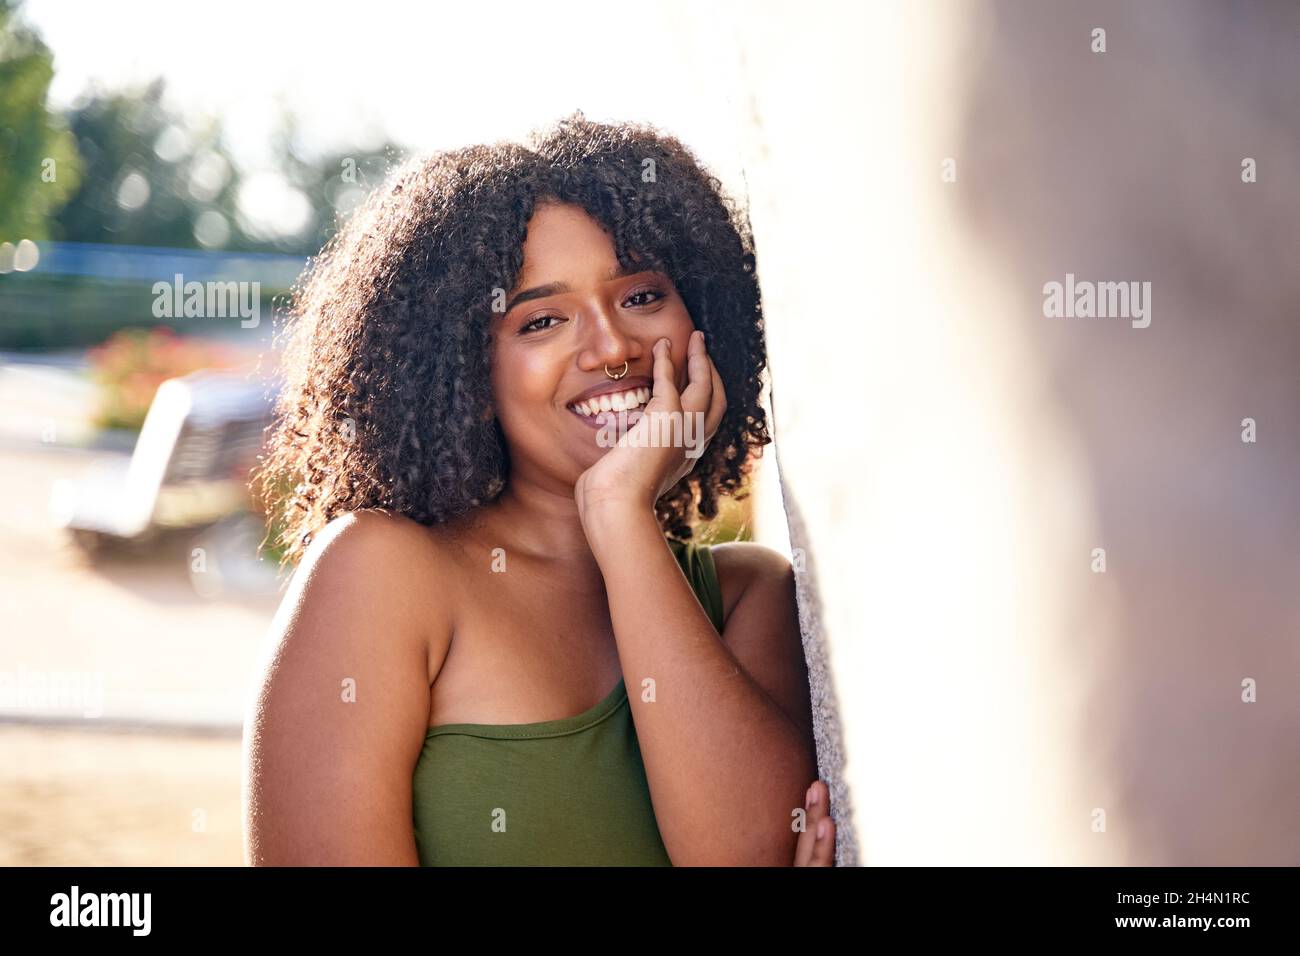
[
  {"xmin": 566, "ymin": 384, "xmax": 651, "ymax": 430},
  {"xmin": 567, "ymin": 405, "xmax": 647, "ymax": 431}
]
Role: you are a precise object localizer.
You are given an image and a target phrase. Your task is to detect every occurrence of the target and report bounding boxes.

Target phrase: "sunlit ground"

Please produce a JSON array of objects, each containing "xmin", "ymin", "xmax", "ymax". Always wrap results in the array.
[{"xmin": 2, "ymin": 724, "xmax": 241, "ymax": 866}]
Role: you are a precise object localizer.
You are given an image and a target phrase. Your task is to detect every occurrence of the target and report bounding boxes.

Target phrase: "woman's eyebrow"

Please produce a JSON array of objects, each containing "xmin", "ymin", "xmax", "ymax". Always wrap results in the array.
[{"xmin": 503, "ymin": 263, "xmax": 651, "ymax": 314}]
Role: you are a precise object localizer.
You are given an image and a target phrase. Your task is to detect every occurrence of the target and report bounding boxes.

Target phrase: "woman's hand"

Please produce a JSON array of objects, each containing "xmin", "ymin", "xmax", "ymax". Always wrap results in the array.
[
  {"xmin": 574, "ymin": 330, "xmax": 726, "ymax": 522},
  {"xmin": 794, "ymin": 779, "xmax": 836, "ymax": 866}
]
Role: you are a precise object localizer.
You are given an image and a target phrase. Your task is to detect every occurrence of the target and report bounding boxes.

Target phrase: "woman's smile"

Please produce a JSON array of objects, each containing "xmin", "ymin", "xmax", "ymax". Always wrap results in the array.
[{"xmin": 566, "ymin": 378, "xmax": 653, "ymax": 429}]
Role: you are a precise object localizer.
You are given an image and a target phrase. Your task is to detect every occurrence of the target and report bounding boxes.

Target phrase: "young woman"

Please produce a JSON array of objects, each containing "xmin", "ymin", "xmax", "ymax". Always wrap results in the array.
[{"xmin": 242, "ymin": 113, "xmax": 836, "ymax": 866}]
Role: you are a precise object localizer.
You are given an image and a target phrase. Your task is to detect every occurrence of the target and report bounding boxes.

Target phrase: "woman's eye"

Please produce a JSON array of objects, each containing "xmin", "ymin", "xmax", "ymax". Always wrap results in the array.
[
  {"xmin": 520, "ymin": 314, "xmax": 562, "ymax": 334},
  {"xmin": 624, "ymin": 287, "xmax": 665, "ymax": 308}
]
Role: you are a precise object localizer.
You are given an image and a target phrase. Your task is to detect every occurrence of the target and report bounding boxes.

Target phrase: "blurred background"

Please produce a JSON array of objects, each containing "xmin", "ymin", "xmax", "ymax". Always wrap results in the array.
[{"xmin": 1, "ymin": 0, "xmax": 1296, "ymax": 865}]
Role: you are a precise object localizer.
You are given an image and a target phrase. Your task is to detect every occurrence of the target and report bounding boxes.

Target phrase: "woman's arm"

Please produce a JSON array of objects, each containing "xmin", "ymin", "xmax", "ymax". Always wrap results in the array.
[
  {"xmin": 573, "ymin": 333, "xmax": 817, "ymax": 865},
  {"xmin": 242, "ymin": 511, "xmax": 449, "ymax": 865},
  {"xmin": 585, "ymin": 505, "xmax": 818, "ymax": 866},
  {"xmin": 710, "ymin": 540, "xmax": 817, "ymax": 760}
]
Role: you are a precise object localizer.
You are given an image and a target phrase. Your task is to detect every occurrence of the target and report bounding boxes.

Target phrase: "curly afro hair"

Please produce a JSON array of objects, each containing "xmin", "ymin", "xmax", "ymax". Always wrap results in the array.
[{"xmin": 258, "ymin": 111, "xmax": 772, "ymax": 566}]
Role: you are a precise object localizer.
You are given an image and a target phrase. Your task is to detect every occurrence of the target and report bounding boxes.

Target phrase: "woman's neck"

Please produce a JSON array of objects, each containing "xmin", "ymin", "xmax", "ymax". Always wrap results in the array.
[{"xmin": 476, "ymin": 479, "xmax": 602, "ymax": 568}]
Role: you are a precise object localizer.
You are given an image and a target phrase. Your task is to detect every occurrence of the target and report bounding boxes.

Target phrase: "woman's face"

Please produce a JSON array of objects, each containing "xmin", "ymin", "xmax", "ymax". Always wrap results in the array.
[{"xmin": 490, "ymin": 201, "xmax": 696, "ymax": 488}]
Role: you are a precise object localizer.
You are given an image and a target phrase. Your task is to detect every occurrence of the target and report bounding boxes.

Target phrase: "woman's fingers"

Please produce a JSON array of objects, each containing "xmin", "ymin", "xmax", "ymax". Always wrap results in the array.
[
  {"xmin": 794, "ymin": 779, "xmax": 835, "ymax": 866},
  {"xmin": 810, "ymin": 810, "xmax": 835, "ymax": 866},
  {"xmin": 679, "ymin": 330, "xmax": 725, "ymax": 459},
  {"xmin": 651, "ymin": 337, "xmax": 676, "ymax": 407},
  {"xmin": 651, "ymin": 331, "xmax": 718, "ymax": 421},
  {"xmin": 679, "ymin": 329, "xmax": 714, "ymax": 415},
  {"xmin": 793, "ymin": 819, "xmax": 817, "ymax": 867}
]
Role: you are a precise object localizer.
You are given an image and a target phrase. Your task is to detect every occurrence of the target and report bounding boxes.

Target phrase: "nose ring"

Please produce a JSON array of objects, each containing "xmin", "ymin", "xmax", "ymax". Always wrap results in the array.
[{"xmin": 604, "ymin": 361, "xmax": 629, "ymax": 380}]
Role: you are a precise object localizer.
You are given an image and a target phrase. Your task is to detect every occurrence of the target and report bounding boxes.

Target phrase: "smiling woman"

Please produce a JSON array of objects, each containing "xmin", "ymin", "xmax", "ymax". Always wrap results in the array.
[{"xmin": 242, "ymin": 112, "xmax": 836, "ymax": 866}]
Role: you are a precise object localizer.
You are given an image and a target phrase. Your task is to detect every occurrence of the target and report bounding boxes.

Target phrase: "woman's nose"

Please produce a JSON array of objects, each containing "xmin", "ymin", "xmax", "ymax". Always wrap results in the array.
[{"xmin": 578, "ymin": 306, "xmax": 639, "ymax": 369}]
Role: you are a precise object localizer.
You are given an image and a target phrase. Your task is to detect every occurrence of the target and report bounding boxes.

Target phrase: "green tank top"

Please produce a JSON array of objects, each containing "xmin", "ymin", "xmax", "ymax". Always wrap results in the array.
[{"xmin": 411, "ymin": 536, "xmax": 725, "ymax": 866}]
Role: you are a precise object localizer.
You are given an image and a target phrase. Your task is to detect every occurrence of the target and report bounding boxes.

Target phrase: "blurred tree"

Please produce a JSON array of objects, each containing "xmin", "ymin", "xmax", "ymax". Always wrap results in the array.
[
  {"xmin": 51, "ymin": 86, "xmax": 404, "ymax": 255},
  {"xmin": 0, "ymin": 0, "xmax": 81, "ymax": 241},
  {"xmin": 269, "ymin": 111, "xmax": 404, "ymax": 254},
  {"xmin": 53, "ymin": 77, "xmax": 258, "ymax": 251},
  {"xmin": 0, "ymin": 5, "xmax": 407, "ymax": 348}
]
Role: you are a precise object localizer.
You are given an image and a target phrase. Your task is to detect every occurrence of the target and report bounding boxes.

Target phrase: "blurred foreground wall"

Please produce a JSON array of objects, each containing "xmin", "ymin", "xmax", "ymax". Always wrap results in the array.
[{"xmin": 674, "ymin": 0, "xmax": 1300, "ymax": 864}]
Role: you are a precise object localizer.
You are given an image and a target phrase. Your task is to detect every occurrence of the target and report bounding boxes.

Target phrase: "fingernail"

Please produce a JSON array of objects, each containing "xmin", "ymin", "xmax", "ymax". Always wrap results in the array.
[
  {"xmin": 808, "ymin": 785, "xmax": 819, "ymax": 808},
  {"xmin": 817, "ymin": 819, "xmax": 830, "ymax": 840},
  {"xmin": 805, "ymin": 785, "xmax": 814, "ymax": 807}
]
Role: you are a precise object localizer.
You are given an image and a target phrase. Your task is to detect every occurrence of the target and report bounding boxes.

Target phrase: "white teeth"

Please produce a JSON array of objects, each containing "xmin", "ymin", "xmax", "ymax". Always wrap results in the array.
[{"xmin": 570, "ymin": 387, "xmax": 651, "ymax": 418}]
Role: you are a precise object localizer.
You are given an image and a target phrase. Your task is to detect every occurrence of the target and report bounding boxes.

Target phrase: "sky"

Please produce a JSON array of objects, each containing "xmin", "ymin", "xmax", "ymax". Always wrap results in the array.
[{"xmin": 24, "ymin": 0, "xmax": 753, "ymax": 195}]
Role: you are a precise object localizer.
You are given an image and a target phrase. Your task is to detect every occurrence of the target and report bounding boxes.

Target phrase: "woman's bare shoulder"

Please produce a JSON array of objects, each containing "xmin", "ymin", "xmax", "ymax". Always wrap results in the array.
[
  {"xmin": 271, "ymin": 509, "xmax": 462, "ymax": 674},
  {"xmin": 304, "ymin": 508, "xmax": 450, "ymax": 566},
  {"xmin": 295, "ymin": 508, "xmax": 460, "ymax": 594},
  {"xmin": 708, "ymin": 540, "xmax": 793, "ymax": 627}
]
